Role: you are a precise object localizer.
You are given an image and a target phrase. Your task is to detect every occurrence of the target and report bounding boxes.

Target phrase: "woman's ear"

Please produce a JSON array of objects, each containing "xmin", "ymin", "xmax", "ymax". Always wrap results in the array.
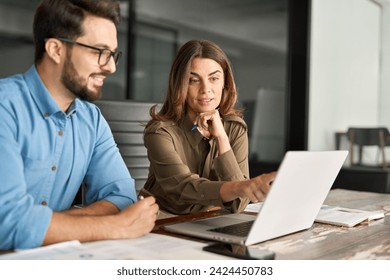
[{"xmin": 44, "ymin": 38, "xmax": 64, "ymax": 64}]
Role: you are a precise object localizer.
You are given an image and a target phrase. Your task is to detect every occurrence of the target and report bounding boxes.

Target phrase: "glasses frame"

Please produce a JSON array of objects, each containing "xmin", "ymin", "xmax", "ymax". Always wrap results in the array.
[{"xmin": 57, "ymin": 38, "xmax": 122, "ymax": 66}]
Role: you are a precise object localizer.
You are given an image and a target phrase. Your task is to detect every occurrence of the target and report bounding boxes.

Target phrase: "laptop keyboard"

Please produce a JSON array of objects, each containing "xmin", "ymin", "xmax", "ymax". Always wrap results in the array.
[{"xmin": 208, "ymin": 220, "xmax": 254, "ymax": 237}]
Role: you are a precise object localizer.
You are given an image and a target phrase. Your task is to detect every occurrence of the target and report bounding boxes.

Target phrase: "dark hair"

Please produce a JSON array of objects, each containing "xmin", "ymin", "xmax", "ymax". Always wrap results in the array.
[
  {"xmin": 149, "ymin": 39, "xmax": 242, "ymax": 124},
  {"xmin": 33, "ymin": 0, "xmax": 121, "ymax": 63}
]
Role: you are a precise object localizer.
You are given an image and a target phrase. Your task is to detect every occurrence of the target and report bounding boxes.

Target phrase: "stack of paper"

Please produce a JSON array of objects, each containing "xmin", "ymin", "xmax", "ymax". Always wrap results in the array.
[
  {"xmin": 0, "ymin": 233, "xmax": 232, "ymax": 260},
  {"xmin": 315, "ymin": 205, "xmax": 385, "ymax": 227},
  {"xmin": 244, "ymin": 202, "xmax": 385, "ymax": 228}
]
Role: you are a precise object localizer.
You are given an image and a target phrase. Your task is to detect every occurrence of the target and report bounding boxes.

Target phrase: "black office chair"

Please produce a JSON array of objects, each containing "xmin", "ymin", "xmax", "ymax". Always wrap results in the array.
[
  {"xmin": 346, "ymin": 127, "xmax": 390, "ymax": 169},
  {"xmin": 94, "ymin": 100, "xmax": 160, "ymax": 193}
]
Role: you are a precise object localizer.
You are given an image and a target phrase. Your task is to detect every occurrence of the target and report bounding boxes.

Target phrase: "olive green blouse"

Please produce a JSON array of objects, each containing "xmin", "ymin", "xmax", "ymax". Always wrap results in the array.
[{"xmin": 142, "ymin": 114, "xmax": 250, "ymax": 214}]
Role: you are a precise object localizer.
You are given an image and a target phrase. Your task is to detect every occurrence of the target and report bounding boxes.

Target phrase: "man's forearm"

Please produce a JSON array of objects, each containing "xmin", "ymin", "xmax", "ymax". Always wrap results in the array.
[
  {"xmin": 63, "ymin": 200, "xmax": 120, "ymax": 216},
  {"xmin": 42, "ymin": 211, "xmax": 117, "ymax": 246}
]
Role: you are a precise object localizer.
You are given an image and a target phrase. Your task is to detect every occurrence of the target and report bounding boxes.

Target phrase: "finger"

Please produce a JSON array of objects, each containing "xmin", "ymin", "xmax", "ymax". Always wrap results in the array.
[
  {"xmin": 202, "ymin": 123, "xmax": 209, "ymax": 131},
  {"xmin": 242, "ymin": 184, "xmax": 261, "ymax": 203},
  {"xmin": 250, "ymin": 177, "xmax": 270, "ymax": 197},
  {"xmin": 247, "ymin": 192, "xmax": 258, "ymax": 203},
  {"xmin": 244, "ymin": 191, "xmax": 259, "ymax": 203},
  {"xmin": 261, "ymin": 181, "xmax": 271, "ymax": 193},
  {"xmin": 151, "ymin": 203, "xmax": 159, "ymax": 213},
  {"xmin": 200, "ymin": 116, "xmax": 210, "ymax": 130},
  {"xmin": 140, "ymin": 196, "xmax": 156, "ymax": 206},
  {"xmin": 267, "ymin": 171, "xmax": 277, "ymax": 182},
  {"xmin": 250, "ymin": 181, "xmax": 266, "ymax": 201},
  {"xmin": 253, "ymin": 189, "xmax": 265, "ymax": 202}
]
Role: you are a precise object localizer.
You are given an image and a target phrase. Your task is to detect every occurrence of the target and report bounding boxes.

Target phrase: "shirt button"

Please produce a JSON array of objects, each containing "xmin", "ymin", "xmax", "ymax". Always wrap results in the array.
[
  {"xmin": 44, "ymin": 112, "xmax": 49, "ymax": 118},
  {"xmin": 201, "ymin": 194, "xmax": 205, "ymax": 198},
  {"xmin": 51, "ymin": 165, "xmax": 57, "ymax": 171},
  {"xmin": 41, "ymin": 201, "xmax": 47, "ymax": 206},
  {"xmin": 58, "ymin": 130, "xmax": 63, "ymax": 136}
]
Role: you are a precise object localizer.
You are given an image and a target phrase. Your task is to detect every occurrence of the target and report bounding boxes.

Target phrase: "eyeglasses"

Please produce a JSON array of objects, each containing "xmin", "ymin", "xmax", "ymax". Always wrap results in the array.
[{"xmin": 57, "ymin": 38, "xmax": 122, "ymax": 66}]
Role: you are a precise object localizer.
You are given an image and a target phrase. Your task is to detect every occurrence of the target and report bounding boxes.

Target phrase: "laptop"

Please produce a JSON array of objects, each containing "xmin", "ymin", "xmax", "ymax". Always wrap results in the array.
[{"xmin": 164, "ymin": 150, "xmax": 348, "ymax": 245}]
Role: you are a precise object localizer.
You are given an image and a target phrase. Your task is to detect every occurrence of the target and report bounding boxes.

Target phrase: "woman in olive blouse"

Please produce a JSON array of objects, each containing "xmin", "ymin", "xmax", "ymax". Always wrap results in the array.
[{"xmin": 141, "ymin": 39, "xmax": 276, "ymax": 214}]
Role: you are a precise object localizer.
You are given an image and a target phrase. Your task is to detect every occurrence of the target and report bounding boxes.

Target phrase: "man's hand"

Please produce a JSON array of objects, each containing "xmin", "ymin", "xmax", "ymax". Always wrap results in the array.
[{"xmin": 113, "ymin": 196, "xmax": 159, "ymax": 239}]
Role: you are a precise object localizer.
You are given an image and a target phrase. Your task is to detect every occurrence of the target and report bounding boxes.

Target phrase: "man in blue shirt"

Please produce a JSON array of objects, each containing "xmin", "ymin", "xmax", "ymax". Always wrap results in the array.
[{"xmin": 0, "ymin": 0, "xmax": 158, "ymax": 250}]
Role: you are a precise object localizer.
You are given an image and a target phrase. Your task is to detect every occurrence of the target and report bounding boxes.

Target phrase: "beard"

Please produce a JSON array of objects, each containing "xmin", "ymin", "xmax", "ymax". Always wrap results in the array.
[{"xmin": 61, "ymin": 56, "xmax": 106, "ymax": 102}]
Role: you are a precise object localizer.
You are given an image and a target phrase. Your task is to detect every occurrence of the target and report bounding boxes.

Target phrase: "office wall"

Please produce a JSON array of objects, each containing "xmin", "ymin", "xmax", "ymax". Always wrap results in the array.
[
  {"xmin": 309, "ymin": 0, "xmax": 381, "ymax": 151},
  {"xmin": 379, "ymin": 4, "xmax": 390, "ymax": 126},
  {"xmin": 0, "ymin": 4, "xmax": 34, "ymax": 78},
  {"xmin": 0, "ymin": 2, "xmax": 286, "ymax": 103},
  {"xmin": 135, "ymin": 14, "xmax": 287, "ymax": 104},
  {"xmin": 0, "ymin": 4, "xmax": 32, "ymax": 37}
]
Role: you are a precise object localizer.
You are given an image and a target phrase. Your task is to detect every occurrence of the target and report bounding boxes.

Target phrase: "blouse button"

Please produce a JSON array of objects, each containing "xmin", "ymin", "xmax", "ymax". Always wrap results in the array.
[
  {"xmin": 51, "ymin": 165, "xmax": 57, "ymax": 171},
  {"xmin": 41, "ymin": 201, "xmax": 47, "ymax": 206},
  {"xmin": 58, "ymin": 130, "xmax": 63, "ymax": 136},
  {"xmin": 44, "ymin": 112, "xmax": 49, "ymax": 118}
]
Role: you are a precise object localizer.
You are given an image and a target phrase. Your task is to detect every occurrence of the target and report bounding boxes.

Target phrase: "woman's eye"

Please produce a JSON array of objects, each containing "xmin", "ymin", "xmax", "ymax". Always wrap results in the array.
[{"xmin": 189, "ymin": 79, "xmax": 199, "ymax": 84}]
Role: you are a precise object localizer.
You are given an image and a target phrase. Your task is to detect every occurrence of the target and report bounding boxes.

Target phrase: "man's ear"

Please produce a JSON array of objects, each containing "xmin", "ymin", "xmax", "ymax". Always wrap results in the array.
[{"xmin": 44, "ymin": 38, "xmax": 64, "ymax": 64}]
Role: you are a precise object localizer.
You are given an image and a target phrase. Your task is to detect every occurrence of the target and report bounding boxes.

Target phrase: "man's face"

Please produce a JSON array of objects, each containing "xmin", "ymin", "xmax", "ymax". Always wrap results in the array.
[{"xmin": 61, "ymin": 15, "xmax": 119, "ymax": 101}]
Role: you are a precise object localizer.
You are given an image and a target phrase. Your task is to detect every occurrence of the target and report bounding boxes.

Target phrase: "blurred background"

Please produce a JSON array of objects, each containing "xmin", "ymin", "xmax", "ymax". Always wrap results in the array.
[{"xmin": 1, "ymin": 0, "xmax": 390, "ymax": 193}]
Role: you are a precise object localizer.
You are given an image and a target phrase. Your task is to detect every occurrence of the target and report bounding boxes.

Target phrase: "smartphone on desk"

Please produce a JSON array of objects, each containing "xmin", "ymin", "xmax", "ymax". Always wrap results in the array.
[{"xmin": 203, "ymin": 243, "xmax": 275, "ymax": 260}]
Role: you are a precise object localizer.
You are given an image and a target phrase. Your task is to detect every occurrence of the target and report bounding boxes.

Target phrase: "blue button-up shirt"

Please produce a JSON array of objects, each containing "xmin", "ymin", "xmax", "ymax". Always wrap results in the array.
[{"xmin": 0, "ymin": 66, "xmax": 136, "ymax": 249}]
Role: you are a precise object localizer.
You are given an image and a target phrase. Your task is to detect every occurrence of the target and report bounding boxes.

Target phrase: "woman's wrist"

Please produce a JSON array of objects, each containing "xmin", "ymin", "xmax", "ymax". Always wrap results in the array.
[
  {"xmin": 219, "ymin": 181, "xmax": 239, "ymax": 202},
  {"xmin": 215, "ymin": 133, "xmax": 230, "ymax": 155}
]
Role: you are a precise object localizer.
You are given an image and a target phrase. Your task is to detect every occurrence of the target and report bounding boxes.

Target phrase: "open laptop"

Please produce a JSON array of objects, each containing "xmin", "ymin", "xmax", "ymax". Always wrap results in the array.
[{"xmin": 164, "ymin": 150, "xmax": 348, "ymax": 245}]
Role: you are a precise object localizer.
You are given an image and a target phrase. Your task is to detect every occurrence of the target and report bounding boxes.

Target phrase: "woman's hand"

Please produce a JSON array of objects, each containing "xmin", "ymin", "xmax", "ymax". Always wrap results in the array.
[
  {"xmin": 196, "ymin": 109, "xmax": 225, "ymax": 138},
  {"xmin": 239, "ymin": 172, "xmax": 277, "ymax": 203},
  {"xmin": 220, "ymin": 172, "xmax": 277, "ymax": 203},
  {"xmin": 195, "ymin": 109, "xmax": 231, "ymax": 155}
]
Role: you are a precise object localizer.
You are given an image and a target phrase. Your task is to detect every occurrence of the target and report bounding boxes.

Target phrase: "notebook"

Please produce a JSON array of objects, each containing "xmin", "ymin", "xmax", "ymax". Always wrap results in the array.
[{"xmin": 164, "ymin": 150, "xmax": 348, "ymax": 245}]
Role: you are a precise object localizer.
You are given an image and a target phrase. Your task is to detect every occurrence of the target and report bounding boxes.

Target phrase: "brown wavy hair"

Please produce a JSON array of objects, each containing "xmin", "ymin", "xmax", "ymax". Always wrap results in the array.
[{"xmin": 148, "ymin": 39, "xmax": 243, "ymax": 125}]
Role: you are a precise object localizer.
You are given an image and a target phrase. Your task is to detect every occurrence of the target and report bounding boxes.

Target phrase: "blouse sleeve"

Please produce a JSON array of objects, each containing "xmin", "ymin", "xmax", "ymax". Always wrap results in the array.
[{"xmin": 213, "ymin": 117, "xmax": 250, "ymax": 212}]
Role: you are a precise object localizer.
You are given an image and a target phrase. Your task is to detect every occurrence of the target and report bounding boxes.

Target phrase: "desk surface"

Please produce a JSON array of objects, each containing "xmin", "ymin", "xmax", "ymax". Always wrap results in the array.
[
  {"xmin": 1, "ymin": 189, "xmax": 389, "ymax": 259},
  {"xmin": 153, "ymin": 189, "xmax": 390, "ymax": 260}
]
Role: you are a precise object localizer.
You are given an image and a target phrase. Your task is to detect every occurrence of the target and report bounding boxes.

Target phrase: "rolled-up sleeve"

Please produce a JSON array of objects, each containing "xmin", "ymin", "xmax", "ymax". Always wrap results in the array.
[
  {"xmin": 214, "ymin": 149, "xmax": 247, "ymax": 181},
  {"xmin": 213, "ymin": 119, "xmax": 250, "ymax": 212},
  {"xmin": 0, "ymin": 105, "xmax": 53, "ymax": 250}
]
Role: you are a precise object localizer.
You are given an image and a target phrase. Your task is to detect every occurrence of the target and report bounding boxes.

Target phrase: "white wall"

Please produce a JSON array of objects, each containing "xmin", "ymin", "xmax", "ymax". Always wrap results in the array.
[
  {"xmin": 379, "ymin": 4, "xmax": 390, "ymax": 126},
  {"xmin": 309, "ymin": 0, "xmax": 381, "ymax": 151}
]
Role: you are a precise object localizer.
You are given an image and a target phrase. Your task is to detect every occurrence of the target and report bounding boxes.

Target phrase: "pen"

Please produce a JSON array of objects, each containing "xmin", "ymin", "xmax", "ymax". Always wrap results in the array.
[
  {"xmin": 191, "ymin": 123, "xmax": 198, "ymax": 131},
  {"xmin": 191, "ymin": 108, "xmax": 219, "ymax": 131}
]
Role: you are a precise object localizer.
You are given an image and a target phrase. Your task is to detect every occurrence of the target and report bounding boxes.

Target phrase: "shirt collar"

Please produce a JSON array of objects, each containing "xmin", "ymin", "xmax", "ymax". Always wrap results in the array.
[
  {"xmin": 66, "ymin": 99, "xmax": 80, "ymax": 117},
  {"xmin": 24, "ymin": 65, "xmax": 80, "ymax": 118}
]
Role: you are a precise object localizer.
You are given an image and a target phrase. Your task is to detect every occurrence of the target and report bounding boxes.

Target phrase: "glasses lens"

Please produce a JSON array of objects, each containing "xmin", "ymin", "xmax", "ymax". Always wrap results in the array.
[
  {"xmin": 99, "ymin": 49, "xmax": 121, "ymax": 66},
  {"xmin": 114, "ymin": 52, "xmax": 122, "ymax": 65},
  {"xmin": 99, "ymin": 49, "xmax": 111, "ymax": 66}
]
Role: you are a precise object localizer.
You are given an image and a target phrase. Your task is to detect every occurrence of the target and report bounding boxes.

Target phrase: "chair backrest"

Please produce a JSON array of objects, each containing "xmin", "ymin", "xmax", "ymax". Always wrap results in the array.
[
  {"xmin": 346, "ymin": 127, "xmax": 389, "ymax": 146},
  {"xmin": 346, "ymin": 127, "xmax": 390, "ymax": 168},
  {"xmin": 94, "ymin": 100, "xmax": 159, "ymax": 192}
]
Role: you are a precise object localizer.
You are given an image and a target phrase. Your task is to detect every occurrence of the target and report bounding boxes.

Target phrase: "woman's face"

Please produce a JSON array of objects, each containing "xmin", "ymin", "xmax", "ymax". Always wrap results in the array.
[{"xmin": 186, "ymin": 57, "xmax": 224, "ymax": 120}]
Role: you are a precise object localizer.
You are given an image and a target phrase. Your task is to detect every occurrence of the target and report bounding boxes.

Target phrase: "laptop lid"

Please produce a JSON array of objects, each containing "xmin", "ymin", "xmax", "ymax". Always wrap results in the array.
[{"xmin": 164, "ymin": 150, "xmax": 348, "ymax": 245}]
